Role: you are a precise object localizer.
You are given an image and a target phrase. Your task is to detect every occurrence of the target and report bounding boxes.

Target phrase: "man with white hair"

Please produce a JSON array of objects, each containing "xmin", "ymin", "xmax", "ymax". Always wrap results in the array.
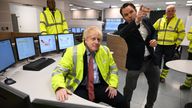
[
  {"xmin": 153, "ymin": 5, "xmax": 185, "ymax": 83},
  {"xmin": 51, "ymin": 26, "xmax": 126, "ymax": 108}
]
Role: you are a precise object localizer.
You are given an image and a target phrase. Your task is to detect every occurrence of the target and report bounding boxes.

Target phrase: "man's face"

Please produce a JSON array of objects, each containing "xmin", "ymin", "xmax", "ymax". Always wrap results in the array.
[
  {"xmin": 166, "ymin": 7, "xmax": 175, "ymax": 20},
  {"xmin": 47, "ymin": 0, "xmax": 55, "ymax": 10},
  {"xmin": 85, "ymin": 31, "xmax": 101, "ymax": 52},
  {"xmin": 122, "ymin": 6, "xmax": 137, "ymax": 23}
]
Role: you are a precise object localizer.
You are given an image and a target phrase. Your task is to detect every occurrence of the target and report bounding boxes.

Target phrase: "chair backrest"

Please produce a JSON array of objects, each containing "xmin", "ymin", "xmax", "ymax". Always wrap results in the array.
[{"xmin": 107, "ymin": 33, "xmax": 127, "ymax": 71}]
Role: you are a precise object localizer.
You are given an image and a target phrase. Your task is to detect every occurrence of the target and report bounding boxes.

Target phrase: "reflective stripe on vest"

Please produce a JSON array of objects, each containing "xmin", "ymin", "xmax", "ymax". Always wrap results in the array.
[
  {"xmin": 42, "ymin": 12, "xmax": 48, "ymax": 26},
  {"xmin": 64, "ymin": 46, "xmax": 79, "ymax": 92},
  {"xmin": 103, "ymin": 46, "xmax": 118, "ymax": 75},
  {"xmin": 157, "ymin": 18, "xmax": 181, "ymax": 44},
  {"xmin": 52, "ymin": 66, "xmax": 69, "ymax": 76},
  {"xmin": 42, "ymin": 11, "xmax": 63, "ymax": 27},
  {"xmin": 158, "ymin": 18, "xmax": 180, "ymax": 33}
]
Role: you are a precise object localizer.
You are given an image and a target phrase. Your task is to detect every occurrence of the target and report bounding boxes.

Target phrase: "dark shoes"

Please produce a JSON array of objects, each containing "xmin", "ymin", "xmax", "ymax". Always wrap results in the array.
[
  {"xmin": 180, "ymin": 85, "xmax": 191, "ymax": 90},
  {"xmin": 145, "ymin": 104, "xmax": 153, "ymax": 108},
  {"xmin": 185, "ymin": 102, "xmax": 192, "ymax": 108},
  {"xmin": 160, "ymin": 77, "xmax": 165, "ymax": 83}
]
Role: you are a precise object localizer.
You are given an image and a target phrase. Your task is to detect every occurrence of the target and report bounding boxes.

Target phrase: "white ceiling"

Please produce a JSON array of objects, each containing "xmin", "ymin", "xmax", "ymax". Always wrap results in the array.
[{"xmin": 68, "ymin": 0, "xmax": 190, "ymax": 10}]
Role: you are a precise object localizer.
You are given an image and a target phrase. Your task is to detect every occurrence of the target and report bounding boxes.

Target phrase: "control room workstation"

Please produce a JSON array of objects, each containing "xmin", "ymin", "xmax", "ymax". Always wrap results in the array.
[
  {"xmin": 0, "ymin": 33, "xmax": 75, "ymax": 78},
  {"xmin": 0, "ymin": 33, "xmax": 108, "ymax": 108}
]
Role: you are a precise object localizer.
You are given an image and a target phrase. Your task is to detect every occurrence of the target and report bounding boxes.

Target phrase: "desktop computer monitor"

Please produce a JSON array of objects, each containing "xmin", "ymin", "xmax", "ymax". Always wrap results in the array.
[
  {"xmin": 57, "ymin": 34, "xmax": 75, "ymax": 51},
  {"xmin": 32, "ymin": 99, "xmax": 97, "ymax": 108},
  {"xmin": 105, "ymin": 21, "xmax": 121, "ymax": 31},
  {"xmin": 71, "ymin": 28, "xmax": 76, "ymax": 33},
  {"xmin": 15, "ymin": 36, "xmax": 36, "ymax": 61},
  {"xmin": 76, "ymin": 28, "xmax": 81, "ymax": 33},
  {"xmin": 38, "ymin": 34, "xmax": 57, "ymax": 54},
  {"xmin": 68, "ymin": 28, "xmax": 72, "ymax": 33},
  {"xmin": 0, "ymin": 39, "xmax": 16, "ymax": 74},
  {"xmin": 80, "ymin": 28, "xmax": 85, "ymax": 33},
  {"xmin": 0, "ymin": 82, "xmax": 31, "ymax": 108},
  {"xmin": 104, "ymin": 18, "xmax": 122, "ymax": 32}
]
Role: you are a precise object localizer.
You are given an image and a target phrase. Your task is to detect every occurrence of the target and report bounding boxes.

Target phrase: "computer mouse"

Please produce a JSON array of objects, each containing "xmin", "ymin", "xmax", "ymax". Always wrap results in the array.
[{"xmin": 4, "ymin": 78, "xmax": 16, "ymax": 85}]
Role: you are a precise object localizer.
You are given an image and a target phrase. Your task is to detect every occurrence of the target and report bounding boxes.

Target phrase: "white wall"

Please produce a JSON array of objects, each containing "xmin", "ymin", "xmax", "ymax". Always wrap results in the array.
[
  {"xmin": 72, "ymin": 9, "xmax": 100, "ymax": 19},
  {"xmin": 6, "ymin": 0, "xmax": 46, "ymax": 7},
  {"xmin": 9, "ymin": 3, "xmax": 42, "ymax": 33},
  {"xmin": 104, "ymin": 8, "xmax": 122, "ymax": 18},
  {"xmin": 104, "ymin": 7, "xmax": 140, "ymax": 19},
  {"xmin": 68, "ymin": 20, "xmax": 103, "ymax": 30},
  {"xmin": 176, "ymin": 7, "xmax": 190, "ymax": 25},
  {"xmin": 0, "ymin": 1, "xmax": 12, "ymax": 32},
  {"xmin": 181, "ymin": 15, "xmax": 192, "ymax": 46}
]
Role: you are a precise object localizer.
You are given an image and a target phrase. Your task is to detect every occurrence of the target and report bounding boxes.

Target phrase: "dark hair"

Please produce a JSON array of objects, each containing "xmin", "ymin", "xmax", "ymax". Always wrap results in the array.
[{"xmin": 120, "ymin": 2, "xmax": 137, "ymax": 16}]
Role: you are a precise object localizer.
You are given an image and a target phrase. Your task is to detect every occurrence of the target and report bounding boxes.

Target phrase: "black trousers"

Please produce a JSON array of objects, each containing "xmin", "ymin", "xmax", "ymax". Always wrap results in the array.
[
  {"xmin": 186, "ymin": 52, "xmax": 192, "ymax": 77},
  {"xmin": 155, "ymin": 44, "xmax": 176, "ymax": 69},
  {"xmin": 185, "ymin": 102, "xmax": 192, "ymax": 108},
  {"xmin": 124, "ymin": 59, "xmax": 160, "ymax": 108},
  {"xmin": 74, "ymin": 84, "xmax": 126, "ymax": 108}
]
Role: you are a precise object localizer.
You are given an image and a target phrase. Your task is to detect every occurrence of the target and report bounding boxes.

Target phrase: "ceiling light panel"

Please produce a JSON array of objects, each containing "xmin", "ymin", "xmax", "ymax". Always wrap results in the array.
[
  {"xmin": 165, "ymin": 1, "xmax": 176, "ymax": 5},
  {"xmin": 93, "ymin": 1, "xmax": 104, "ymax": 4}
]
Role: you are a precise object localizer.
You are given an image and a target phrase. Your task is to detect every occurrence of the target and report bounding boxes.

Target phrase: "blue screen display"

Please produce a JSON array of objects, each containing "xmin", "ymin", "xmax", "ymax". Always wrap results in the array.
[
  {"xmin": 80, "ymin": 28, "xmax": 85, "ymax": 32},
  {"xmin": 58, "ymin": 34, "xmax": 74, "ymax": 50},
  {"xmin": 15, "ymin": 37, "xmax": 36, "ymax": 60},
  {"xmin": 71, "ymin": 28, "xmax": 76, "ymax": 33},
  {"xmin": 0, "ymin": 40, "xmax": 15, "ymax": 73},
  {"xmin": 71, "ymin": 27, "xmax": 84, "ymax": 33},
  {"xmin": 105, "ymin": 21, "xmax": 121, "ymax": 31},
  {"xmin": 39, "ymin": 35, "xmax": 57, "ymax": 53},
  {"xmin": 76, "ymin": 28, "xmax": 81, "ymax": 33}
]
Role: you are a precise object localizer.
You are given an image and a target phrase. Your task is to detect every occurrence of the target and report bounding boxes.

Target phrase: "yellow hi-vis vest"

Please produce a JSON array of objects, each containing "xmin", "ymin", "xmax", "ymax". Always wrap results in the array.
[
  {"xmin": 153, "ymin": 14, "xmax": 185, "ymax": 46},
  {"xmin": 51, "ymin": 43, "xmax": 119, "ymax": 92},
  {"xmin": 187, "ymin": 27, "xmax": 192, "ymax": 53},
  {"xmin": 40, "ymin": 7, "xmax": 69, "ymax": 35}
]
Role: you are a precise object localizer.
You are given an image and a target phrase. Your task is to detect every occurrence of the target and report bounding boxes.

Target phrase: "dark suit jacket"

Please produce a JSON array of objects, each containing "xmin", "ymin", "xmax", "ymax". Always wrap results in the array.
[{"xmin": 117, "ymin": 17, "xmax": 158, "ymax": 70}]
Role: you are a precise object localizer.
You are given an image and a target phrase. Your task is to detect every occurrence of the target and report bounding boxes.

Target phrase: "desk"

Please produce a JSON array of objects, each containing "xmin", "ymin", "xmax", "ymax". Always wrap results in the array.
[
  {"xmin": 1, "ymin": 53, "xmax": 110, "ymax": 108},
  {"xmin": 166, "ymin": 60, "xmax": 192, "ymax": 74}
]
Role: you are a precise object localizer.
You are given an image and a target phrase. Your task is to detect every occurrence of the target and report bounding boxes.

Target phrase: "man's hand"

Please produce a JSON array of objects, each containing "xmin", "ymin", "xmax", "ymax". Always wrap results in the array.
[
  {"xmin": 149, "ymin": 39, "xmax": 157, "ymax": 47},
  {"xmin": 135, "ymin": 5, "xmax": 151, "ymax": 24},
  {"xmin": 55, "ymin": 88, "xmax": 72, "ymax": 102},
  {"xmin": 105, "ymin": 86, "xmax": 117, "ymax": 99},
  {"xmin": 135, "ymin": 5, "xmax": 144, "ymax": 24}
]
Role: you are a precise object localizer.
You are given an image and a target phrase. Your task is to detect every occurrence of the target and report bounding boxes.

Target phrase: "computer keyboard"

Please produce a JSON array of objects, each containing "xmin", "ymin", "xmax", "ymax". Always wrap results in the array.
[{"xmin": 23, "ymin": 58, "xmax": 55, "ymax": 71}]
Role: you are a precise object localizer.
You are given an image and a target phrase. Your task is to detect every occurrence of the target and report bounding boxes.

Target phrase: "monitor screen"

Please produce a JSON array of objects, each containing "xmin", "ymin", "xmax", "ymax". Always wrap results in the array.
[
  {"xmin": 38, "ymin": 35, "xmax": 57, "ymax": 54},
  {"xmin": 58, "ymin": 34, "xmax": 75, "ymax": 50},
  {"xmin": 0, "ymin": 82, "xmax": 31, "ymax": 108},
  {"xmin": 80, "ymin": 28, "xmax": 85, "ymax": 33},
  {"xmin": 32, "ymin": 99, "xmax": 97, "ymax": 108},
  {"xmin": 0, "ymin": 39, "xmax": 15, "ymax": 73},
  {"xmin": 68, "ymin": 28, "xmax": 72, "ymax": 33},
  {"xmin": 71, "ymin": 28, "xmax": 76, "ymax": 33},
  {"xmin": 76, "ymin": 28, "xmax": 81, "ymax": 33},
  {"xmin": 105, "ymin": 21, "xmax": 121, "ymax": 31},
  {"xmin": 15, "ymin": 37, "xmax": 36, "ymax": 61},
  {"xmin": 104, "ymin": 18, "xmax": 122, "ymax": 31}
]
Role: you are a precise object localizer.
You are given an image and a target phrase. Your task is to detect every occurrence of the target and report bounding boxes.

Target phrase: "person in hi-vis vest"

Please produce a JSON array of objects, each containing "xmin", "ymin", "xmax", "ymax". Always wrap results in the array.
[
  {"xmin": 153, "ymin": 5, "xmax": 185, "ymax": 83},
  {"xmin": 51, "ymin": 26, "xmax": 126, "ymax": 108},
  {"xmin": 40, "ymin": 0, "xmax": 69, "ymax": 35}
]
